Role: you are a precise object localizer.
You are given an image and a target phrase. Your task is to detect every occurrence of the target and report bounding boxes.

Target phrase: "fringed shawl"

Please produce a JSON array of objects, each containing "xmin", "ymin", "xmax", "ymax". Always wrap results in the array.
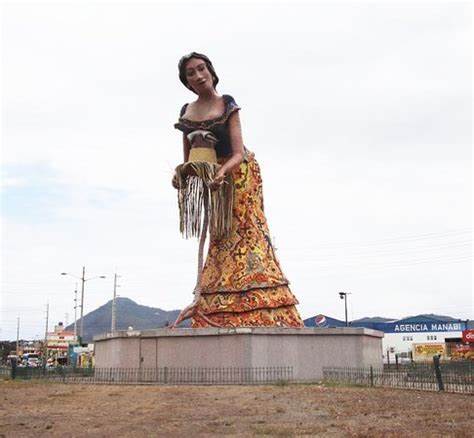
[{"xmin": 175, "ymin": 161, "xmax": 234, "ymax": 240}]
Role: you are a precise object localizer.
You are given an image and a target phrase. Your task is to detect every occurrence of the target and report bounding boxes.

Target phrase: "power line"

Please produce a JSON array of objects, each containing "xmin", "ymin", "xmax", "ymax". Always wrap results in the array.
[
  {"xmin": 286, "ymin": 240, "xmax": 472, "ymax": 256},
  {"xmin": 0, "ymin": 308, "xmax": 47, "ymax": 312},
  {"xmin": 287, "ymin": 229, "xmax": 472, "ymax": 250}
]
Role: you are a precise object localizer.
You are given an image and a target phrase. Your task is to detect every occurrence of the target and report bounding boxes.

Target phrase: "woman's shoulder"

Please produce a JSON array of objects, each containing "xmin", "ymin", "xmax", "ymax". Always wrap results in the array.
[
  {"xmin": 178, "ymin": 98, "xmax": 200, "ymax": 118},
  {"xmin": 222, "ymin": 94, "xmax": 238, "ymax": 106},
  {"xmin": 179, "ymin": 102, "xmax": 189, "ymax": 117},
  {"xmin": 222, "ymin": 94, "xmax": 241, "ymax": 113}
]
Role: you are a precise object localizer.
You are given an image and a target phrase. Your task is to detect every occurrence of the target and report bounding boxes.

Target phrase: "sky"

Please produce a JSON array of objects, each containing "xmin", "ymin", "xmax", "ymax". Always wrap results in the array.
[{"xmin": 1, "ymin": 0, "xmax": 472, "ymax": 341}]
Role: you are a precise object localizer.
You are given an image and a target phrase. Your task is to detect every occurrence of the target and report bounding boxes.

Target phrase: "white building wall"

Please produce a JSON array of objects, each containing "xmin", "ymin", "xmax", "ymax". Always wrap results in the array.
[{"xmin": 382, "ymin": 331, "xmax": 463, "ymax": 358}]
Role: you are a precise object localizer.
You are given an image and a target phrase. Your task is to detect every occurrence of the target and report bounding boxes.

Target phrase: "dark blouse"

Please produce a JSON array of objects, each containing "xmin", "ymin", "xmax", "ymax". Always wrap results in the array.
[{"xmin": 174, "ymin": 94, "xmax": 241, "ymax": 158}]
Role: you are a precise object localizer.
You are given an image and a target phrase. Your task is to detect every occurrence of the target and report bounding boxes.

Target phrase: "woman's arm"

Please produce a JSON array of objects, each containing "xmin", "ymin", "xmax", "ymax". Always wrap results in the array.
[
  {"xmin": 183, "ymin": 133, "xmax": 191, "ymax": 162},
  {"xmin": 172, "ymin": 134, "xmax": 191, "ymax": 189},
  {"xmin": 211, "ymin": 112, "xmax": 244, "ymax": 188}
]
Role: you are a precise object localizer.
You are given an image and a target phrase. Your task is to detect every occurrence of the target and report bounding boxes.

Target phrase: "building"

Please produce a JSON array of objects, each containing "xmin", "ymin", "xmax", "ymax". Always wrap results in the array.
[
  {"xmin": 304, "ymin": 314, "xmax": 471, "ymax": 363},
  {"xmin": 46, "ymin": 322, "xmax": 77, "ymax": 365}
]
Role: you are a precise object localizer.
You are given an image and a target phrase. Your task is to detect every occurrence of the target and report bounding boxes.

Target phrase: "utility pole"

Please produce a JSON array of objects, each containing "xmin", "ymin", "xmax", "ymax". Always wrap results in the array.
[
  {"xmin": 344, "ymin": 294, "xmax": 348, "ymax": 326},
  {"xmin": 339, "ymin": 292, "xmax": 351, "ymax": 327},
  {"xmin": 43, "ymin": 303, "xmax": 49, "ymax": 367},
  {"xmin": 79, "ymin": 266, "xmax": 86, "ymax": 341},
  {"xmin": 61, "ymin": 267, "xmax": 106, "ymax": 343},
  {"xmin": 111, "ymin": 273, "xmax": 121, "ymax": 333},
  {"xmin": 73, "ymin": 283, "xmax": 78, "ymax": 341},
  {"xmin": 16, "ymin": 317, "xmax": 20, "ymax": 356}
]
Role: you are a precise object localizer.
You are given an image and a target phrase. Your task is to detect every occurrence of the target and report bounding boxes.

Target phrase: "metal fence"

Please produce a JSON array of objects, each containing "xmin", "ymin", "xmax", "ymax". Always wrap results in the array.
[
  {"xmin": 6, "ymin": 366, "xmax": 293, "ymax": 385},
  {"xmin": 323, "ymin": 360, "xmax": 473, "ymax": 394},
  {"xmin": 0, "ymin": 366, "xmax": 11, "ymax": 377},
  {"xmin": 5, "ymin": 365, "xmax": 94, "ymax": 381}
]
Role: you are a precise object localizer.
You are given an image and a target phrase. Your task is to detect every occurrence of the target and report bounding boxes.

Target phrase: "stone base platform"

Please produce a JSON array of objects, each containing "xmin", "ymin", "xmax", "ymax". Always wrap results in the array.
[{"xmin": 93, "ymin": 327, "xmax": 383, "ymax": 382}]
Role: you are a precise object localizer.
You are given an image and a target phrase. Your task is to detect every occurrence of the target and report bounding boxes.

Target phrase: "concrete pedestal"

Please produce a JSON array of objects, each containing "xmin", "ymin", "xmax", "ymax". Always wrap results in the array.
[{"xmin": 93, "ymin": 327, "xmax": 383, "ymax": 382}]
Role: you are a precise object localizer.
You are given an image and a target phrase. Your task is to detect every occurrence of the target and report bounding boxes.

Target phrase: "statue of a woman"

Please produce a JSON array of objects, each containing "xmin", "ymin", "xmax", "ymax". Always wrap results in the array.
[{"xmin": 172, "ymin": 52, "xmax": 304, "ymax": 328}]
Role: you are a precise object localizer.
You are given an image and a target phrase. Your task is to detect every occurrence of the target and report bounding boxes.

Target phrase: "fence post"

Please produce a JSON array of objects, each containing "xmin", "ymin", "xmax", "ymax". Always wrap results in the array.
[
  {"xmin": 433, "ymin": 355, "xmax": 444, "ymax": 391},
  {"xmin": 370, "ymin": 366, "xmax": 374, "ymax": 387},
  {"xmin": 11, "ymin": 358, "xmax": 17, "ymax": 380}
]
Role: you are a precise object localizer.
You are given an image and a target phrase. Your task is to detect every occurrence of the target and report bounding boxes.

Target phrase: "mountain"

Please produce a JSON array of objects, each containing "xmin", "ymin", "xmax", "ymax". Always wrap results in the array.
[
  {"xmin": 400, "ymin": 313, "xmax": 460, "ymax": 322},
  {"xmin": 352, "ymin": 314, "xmax": 463, "ymax": 324},
  {"xmin": 66, "ymin": 297, "xmax": 188, "ymax": 343},
  {"xmin": 352, "ymin": 317, "xmax": 395, "ymax": 323},
  {"xmin": 304, "ymin": 313, "xmax": 467, "ymax": 328}
]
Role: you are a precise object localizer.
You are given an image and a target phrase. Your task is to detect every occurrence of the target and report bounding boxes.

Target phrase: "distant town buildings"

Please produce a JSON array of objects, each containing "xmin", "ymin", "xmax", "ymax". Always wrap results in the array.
[
  {"xmin": 2, "ymin": 322, "xmax": 94, "ymax": 367},
  {"xmin": 46, "ymin": 322, "xmax": 77, "ymax": 365},
  {"xmin": 304, "ymin": 314, "xmax": 473, "ymax": 363}
]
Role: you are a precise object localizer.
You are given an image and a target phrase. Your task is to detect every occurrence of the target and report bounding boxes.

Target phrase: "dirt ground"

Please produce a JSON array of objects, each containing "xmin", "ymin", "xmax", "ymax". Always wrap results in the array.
[{"xmin": 0, "ymin": 380, "xmax": 472, "ymax": 437}]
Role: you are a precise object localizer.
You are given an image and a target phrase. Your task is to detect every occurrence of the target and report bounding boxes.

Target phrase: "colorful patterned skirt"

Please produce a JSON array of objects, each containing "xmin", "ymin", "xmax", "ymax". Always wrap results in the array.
[{"xmin": 191, "ymin": 151, "xmax": 304, "ymax": 328}]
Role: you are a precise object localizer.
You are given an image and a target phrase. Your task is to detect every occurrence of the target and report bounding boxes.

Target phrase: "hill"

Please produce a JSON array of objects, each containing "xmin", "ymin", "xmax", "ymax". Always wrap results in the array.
[
  {"xmin": 351, "ymin": 316, "xmax": 395, "ymax": 323},
  {"xmin": 303, "ymin": 313, "xmax": 466, "ymax": 327},
  {"xmin": 66, "ymin": 297, "xmax": 188, "ymax": 342}
]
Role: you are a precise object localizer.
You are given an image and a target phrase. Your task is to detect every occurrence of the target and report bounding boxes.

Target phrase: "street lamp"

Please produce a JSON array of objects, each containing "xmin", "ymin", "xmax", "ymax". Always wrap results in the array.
[
  {"xmin": 339, "ymin": 291, "xmax": 351, "ymax": 327},
  {"xmin": 61, "ymin": 266, "xmax": 106, "ymax": 341}
]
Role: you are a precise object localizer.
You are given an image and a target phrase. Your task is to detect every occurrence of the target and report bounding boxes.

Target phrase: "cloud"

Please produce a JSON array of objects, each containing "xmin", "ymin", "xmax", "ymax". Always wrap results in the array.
[{"xmin": 1, "ymin": 2, "xmax": 471, "ymax": 340}]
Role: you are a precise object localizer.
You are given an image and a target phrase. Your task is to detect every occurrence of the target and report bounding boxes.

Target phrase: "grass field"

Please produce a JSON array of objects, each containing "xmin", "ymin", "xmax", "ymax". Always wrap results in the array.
[{"xmin": 0, "ymin": 380, "xmax": 472, "ymax": 437}]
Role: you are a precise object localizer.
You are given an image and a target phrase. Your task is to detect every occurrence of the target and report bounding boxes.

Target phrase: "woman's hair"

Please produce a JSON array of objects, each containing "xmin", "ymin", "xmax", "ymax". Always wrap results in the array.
[{"xmin": 178, "ymin": 52, "xmax": 219, "ymax": 94}]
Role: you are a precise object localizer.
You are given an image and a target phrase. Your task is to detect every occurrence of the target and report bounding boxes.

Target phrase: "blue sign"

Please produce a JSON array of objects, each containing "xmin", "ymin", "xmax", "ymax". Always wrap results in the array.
[
  {"xmin": 360, "ymin": 321, "xmax": 467, "ymax": 334},
  {"xmin": 305, "ymin": 314, "xmax": 468, "ymax": 333}
]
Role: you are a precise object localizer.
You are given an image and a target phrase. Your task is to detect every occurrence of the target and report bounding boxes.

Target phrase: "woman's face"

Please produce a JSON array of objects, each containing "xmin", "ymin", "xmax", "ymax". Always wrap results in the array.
[{"xmin": 184, "ymin": 57, "xmax": 215, "ymax": 94}]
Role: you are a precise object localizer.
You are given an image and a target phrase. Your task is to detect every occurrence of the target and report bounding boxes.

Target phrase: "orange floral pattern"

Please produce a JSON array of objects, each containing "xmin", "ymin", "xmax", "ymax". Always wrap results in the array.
[
  {"xmin": 193, "ymin": 306, "xmax": 304, "ymax": 328},
  {"xmin": 191, "ymin": 152, "xmax": 304, "ymax": 328},
  {"xmin": 197, "ymin": 286, "xmax": 299, "ymax": 314}
]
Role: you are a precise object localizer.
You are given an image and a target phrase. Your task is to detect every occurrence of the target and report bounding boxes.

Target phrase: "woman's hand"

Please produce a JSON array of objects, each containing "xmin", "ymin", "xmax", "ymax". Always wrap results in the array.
[
  {"xmin": 209, "ymin": 170, "xmax": 226, "ymax": 191},
  {"xmin": 172, "ymin": 172, "xmax": 179, "ymax": 190}
]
